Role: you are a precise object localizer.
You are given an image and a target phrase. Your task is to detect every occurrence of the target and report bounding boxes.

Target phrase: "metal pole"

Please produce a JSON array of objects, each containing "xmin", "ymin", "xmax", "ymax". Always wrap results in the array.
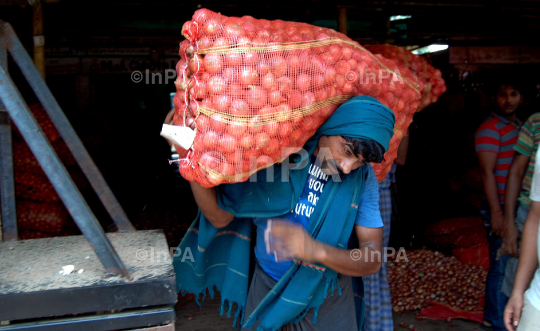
[
  {"xmin": 0, "ymin": 112, "xmax": 16, "ymax": 242},
  {"xmin": 0, "ymin": 22, "xmax": 16, "ymax": 242},
  {"xmin": 2, "ymin": 22, "xmax": 135, "ymax": 232},
  {"xmin": 0, "ymin": 21, "xmax": 6, "ymax": 70},
  {"xmin": 0, "ymin": 66, "xmax": 130, "ymax": 279}
]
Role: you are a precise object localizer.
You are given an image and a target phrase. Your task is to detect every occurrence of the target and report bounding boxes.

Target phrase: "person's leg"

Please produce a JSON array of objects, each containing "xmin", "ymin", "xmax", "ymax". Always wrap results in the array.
[
  {"xmin": 245, "ymin": 265, "xmax": 357, "ymax": 331},
  {"xmin": 378, "ymin": 261, "xmax": 393, "ymax": 331},
  {"xmin": 362, "ymin": 272, "xmax": 381, "ymax": 331},
  {"xmin": 281, "ymin": 275, "xmax": 357, "ymax": 331},
  {"xmin": 363, "ymin": 186, "xmax": 392, "ymax": 331},
  {"xmin": 485, "ymin": 233, "xmax": 509, "ymax": 331},
  {"xmin": 480, "ymin": 199, "xmax": 497, "ymax": 329},
  {"xmin": 378, "ymin": 191, "xmax": 393, "ymax": 331},
  {"xmin": 502, "ymin": 204, "xmax": 529, "ymax": 298},
  {"xmin": 243, "ymin": 263, "xmax": 277, "ymax": 331}
]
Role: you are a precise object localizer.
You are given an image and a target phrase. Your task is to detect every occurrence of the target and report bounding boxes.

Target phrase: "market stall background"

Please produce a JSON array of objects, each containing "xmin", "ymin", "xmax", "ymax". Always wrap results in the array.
[
  {"xmin": 1, "ymin": 2, "xmax": 540, "ymax": 326},
  {"xmin": 2, "ymin": 0, "xmax": 540, "ymax": 248}
]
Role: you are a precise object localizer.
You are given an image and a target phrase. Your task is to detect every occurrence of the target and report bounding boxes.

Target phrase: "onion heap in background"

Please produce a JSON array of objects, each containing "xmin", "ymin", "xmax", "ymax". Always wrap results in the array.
[
  {"xmin": 365, "ymin": 44, "xmax": 447, "ymax": 111},
  {"xmin": 389, "ymin": 249, "xmax": 486, "ymax": 313}
]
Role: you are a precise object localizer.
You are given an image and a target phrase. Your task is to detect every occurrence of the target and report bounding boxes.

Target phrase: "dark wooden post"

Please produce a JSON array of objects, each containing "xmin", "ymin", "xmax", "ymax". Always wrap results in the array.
[
  {"xmin": 32, "ymin": 0, "xmax": 45, "ymax": 79},
  {"xmin": 338, "ymin": 7, "xmax": 347, "ymax": 35}
]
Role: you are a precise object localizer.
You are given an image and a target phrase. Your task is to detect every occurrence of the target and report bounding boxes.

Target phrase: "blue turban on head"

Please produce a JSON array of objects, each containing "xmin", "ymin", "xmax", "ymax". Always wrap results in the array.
[{"xmin": 314, "ymin": 95, "xmax": 395, "ymax": 153}]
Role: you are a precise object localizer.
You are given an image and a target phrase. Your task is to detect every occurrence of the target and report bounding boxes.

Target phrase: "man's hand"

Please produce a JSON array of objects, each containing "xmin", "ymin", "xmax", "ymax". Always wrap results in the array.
[
  {"xmin": 265, "ymin": 219, "xmax": 321, "ymax": 262},
  {"xmin": 504, "ymin": 293, "xmax": 523, "ymax": 331},
  {"xmin": 266, "ymin": 221, "xmax": 382, "ymax": 277},
  {"xmin": 502, "ymin": 220, "xmax": 520, "ymax": 257},
  {"xmin": 491, "ymin": 213, "xmax": 504, "ymax": 236},
  {"xmin": 164, "ymin": 108, "xmax": 175, "ymax": 125}
]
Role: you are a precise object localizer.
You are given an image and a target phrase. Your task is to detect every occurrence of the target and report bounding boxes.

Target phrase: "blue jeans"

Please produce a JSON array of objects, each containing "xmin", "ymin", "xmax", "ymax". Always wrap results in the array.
[
  {"xmin": 480, "ymin": 200, "xmax": 509, "ymax": 331},
  {"xmin": 501, "ymin": 203, "xmax": 529, "ymax": 297}
]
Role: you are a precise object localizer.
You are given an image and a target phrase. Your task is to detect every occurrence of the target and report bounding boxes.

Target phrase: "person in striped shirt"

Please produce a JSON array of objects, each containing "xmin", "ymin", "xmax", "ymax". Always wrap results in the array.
[
  {"xmin": 475, "ymin": 80, "xmax": 523, "ymax": 331},
  {"xmin": 504, "ymin": 138, "xmax": 540, "ymax": 331},
  {"xmin": 501, "ymin": 109, "xmax": 540, "ymax": 307}
]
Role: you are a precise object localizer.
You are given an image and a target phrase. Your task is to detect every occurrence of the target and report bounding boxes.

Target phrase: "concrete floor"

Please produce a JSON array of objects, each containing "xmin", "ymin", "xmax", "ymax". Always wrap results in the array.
[{"xmin": 174, "ymin": 292, "xmax": 482, "ymax": 331}]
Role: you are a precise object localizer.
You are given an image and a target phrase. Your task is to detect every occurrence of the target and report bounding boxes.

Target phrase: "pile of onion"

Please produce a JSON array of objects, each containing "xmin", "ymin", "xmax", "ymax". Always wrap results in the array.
[
  {"xmin": 365, "ymin": 44, "xmax": 447, "ymax": 111},
  {"xmin": 388, "ymin": 249, "xmax": 487, "ymax": 312}
]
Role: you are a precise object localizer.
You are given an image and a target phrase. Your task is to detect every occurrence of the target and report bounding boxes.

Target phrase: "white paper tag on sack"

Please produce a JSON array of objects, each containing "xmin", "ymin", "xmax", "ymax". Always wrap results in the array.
[{"xmin": 160, "ymin": 124, "xmax": 196, "ymax": 150}]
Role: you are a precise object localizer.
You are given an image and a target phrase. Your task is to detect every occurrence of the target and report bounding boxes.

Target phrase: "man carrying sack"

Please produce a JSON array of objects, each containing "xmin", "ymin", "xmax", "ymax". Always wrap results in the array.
[{"xmin": 173, "ymin": 96, "xmax": 395, "ymax": 331}]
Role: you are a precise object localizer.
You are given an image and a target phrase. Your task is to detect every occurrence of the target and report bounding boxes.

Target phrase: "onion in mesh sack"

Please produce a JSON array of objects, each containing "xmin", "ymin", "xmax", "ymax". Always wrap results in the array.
[{"xmin": 174, "ymin": 9, "xmax": 423, "ymax": 187}]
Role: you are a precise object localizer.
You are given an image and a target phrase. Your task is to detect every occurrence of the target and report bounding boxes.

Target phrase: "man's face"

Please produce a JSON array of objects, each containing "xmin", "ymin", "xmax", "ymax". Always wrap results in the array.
[
  {"xmin": 315, "ymin": 135, "xmax": 365, "ymax": 176},
  {"xmin": 495, "ymin": 85, "xmax": 523, "ymax": 115}
]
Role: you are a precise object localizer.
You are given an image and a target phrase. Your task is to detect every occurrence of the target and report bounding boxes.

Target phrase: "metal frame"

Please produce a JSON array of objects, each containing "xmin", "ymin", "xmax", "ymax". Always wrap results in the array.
[
  {"xmin": 0, "ymin": 111, "xmax": 16, "ymax": 241},
  {"xmin": 2, "ymin": 22, "xmax": 135, "ymax": 233},
  {"xmin": 0, "ymin": 276, "xmax": 177, "ymax": 321},
  {"xmin": 0, "ymin": 19, "xmax": 16, "ymax": 242},
  {"xmin": 0, "ymin": 305, "xmax": 175, "ymax": 331},
  {"xmin": 0, "ymin": 21, "xmax": 134, "ymax": 278}
]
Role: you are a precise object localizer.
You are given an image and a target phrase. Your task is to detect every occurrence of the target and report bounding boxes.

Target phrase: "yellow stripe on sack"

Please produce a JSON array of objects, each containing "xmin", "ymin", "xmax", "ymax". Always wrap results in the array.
[
  {"xmin": 198, "ymin": 154, "xmax": 289, "ymax": 181},
  {"xmin": 199, "ymin": 37, "xmax": 420, "ymax": 95},
  {"xmin": 200, "ymin": 38, "xmax": 354, "ymax": 54},
  {"xmin": 198, "ymin": 95, "xmax": 352, "ymax": 126}
]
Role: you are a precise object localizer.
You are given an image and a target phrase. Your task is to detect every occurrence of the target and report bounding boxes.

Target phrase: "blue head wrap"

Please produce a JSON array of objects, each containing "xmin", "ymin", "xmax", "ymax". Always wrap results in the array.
[{"xmin": 314, "ymin": 95, "xmax": 395, "ymax": 153}]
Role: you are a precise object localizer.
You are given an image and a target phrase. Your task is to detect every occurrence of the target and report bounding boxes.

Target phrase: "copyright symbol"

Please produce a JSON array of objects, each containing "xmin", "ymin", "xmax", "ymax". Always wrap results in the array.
[
  {"xmin": 131, "ymin": 71, "xmax": 143, "ymax": 83},
  {"xmin": 350, "ymin": 249, "xmax": 362, "ymax": 261},
  {"xmin": 136, "ymin": 249, "xmax": 148, "ymax": 260},
  {"xmin": 345, "ymin": 71, "xmax": 357, "ymax": 83}
]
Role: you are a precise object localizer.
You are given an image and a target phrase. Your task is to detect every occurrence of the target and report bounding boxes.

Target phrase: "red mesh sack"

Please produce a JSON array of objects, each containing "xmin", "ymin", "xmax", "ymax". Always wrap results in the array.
[
  {"xmin": 13, "ymin": 140, "xmax": 41, "ymax": 173},
  {"xmin": 449, "ymin": 225, "xmax": 488, "ymax": 249},
  {"xmin": 13, "ymin": 139, "xmax": 76, "ymax": 173},
  {"xmin": 16, "ymin": 201, "xmax": 68, "ymax": 233},
  {"xmin": 425, "ymin": 216, "xmax": 484, "ymax": 237},
  {"xmin": 19, "ymin": 229, "xmax": 72, "ymax": 240},
  {"xmin": 52, "ymin": 139, "xmax": 77, "ymax": 166},
  {"xmin": 13, "ymin": 103, "xmax": 61, "ymax": 143},
  {"xmin": 453, "ymin": 245, "xmax": 490, "ymax": 270},
  {"xmin": 19, "ymin": 230, "xmax": 53, "ymax": 240},
  {"xmin": 418, "ymin": 301, "xmax": 484, "ymax": 323},
  {"xmin": 425, "ymin": 234, "xmax": 451, "ymax": 250},
  {"xmin": 15, "ymin": 171, "xmax": 60, "ymax": 203},
  {"xmin": 173, "ymin": 9, "xmax": 423, "ymax": 187},
  {"xmin": 364, "ymin": 44, "xmax": 446, "ymax": 111}
]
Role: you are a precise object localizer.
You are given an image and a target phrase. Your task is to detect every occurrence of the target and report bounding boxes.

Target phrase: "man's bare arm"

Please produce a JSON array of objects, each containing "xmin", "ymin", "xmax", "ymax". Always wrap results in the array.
[
  {"xmin": 314, "ymin": 225, "xmax": 383, "ymax": 276},
  {"xmin": 503, "ymin": 153, "xmax": 529, "ymax": 256},
  {"xmin": 190, "ymin": 181, "xmax": 234, "ymax": 229},
  {"xmin": 267, "ymin": 222, "xmax": 382, "ymax": 277},
  {"xmin": 504, "ymin": 200, "xmax": 540, "ymax": 330},
  {"xmin": 394, "ymin": 133, "xmax": 409, "ymax": 166},
  {"xmin": 478, "ymin": 151, "xmax": 504, "ymax": 235},
  {"xmin": 163, "ymin": 108, "xmax": 175, "ymax": 147}
]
